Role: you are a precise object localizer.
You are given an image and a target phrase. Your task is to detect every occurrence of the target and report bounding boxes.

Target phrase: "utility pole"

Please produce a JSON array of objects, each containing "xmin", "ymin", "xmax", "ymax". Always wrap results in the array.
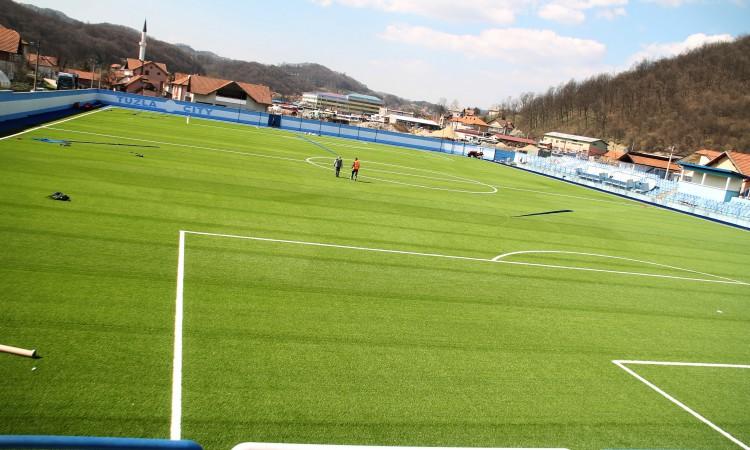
[
  {"xmin": 31, "ymin": 40, "xmax": 41, "ymax": 91},
  {"xmin": 665, "ymin": 145, "xmax": 675, "ymax": 180}
]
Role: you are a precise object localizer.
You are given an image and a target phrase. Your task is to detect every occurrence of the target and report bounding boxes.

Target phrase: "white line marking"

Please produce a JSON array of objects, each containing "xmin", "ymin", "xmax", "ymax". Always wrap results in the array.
[
  {"xmin": 182, "ymin": 231, "xmax": 747, "ymax": 285},
  {"xmin": 170, "ymin": 230, "xmax": 185, "ymax": 440},
  {"xmin": 232, "ymin": 444, "xmax": 568, "ymax": 450},
  {"xmin": 47, "ymin": 127, "xmax": 305, "ymax": 163},
  {"xmin": 306, "ymin": 157, "xmax": 498, "ymax": 194},
  {"xmin": 614, "ymin": 360, "xmax": 750, "ymax": 369},
  {"xmin": 0, "ymin": 106, "xmax": 110, "ymax": 141},
  {"xmin": 190, "ymin": 122, "xmax": 296, "ymax": 140},
  {"xmin": 491, "ymin": 250, "xmax": 741, "ymax": 283},
  {"xmin": 613, "ymin": 359, "xmax": 750, "ymax": 449}
]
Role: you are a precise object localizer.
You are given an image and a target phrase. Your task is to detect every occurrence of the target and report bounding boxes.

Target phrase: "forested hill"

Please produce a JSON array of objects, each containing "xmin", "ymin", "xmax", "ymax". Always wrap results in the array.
[
  {"xmin": 510, "ymin": 36, "xmax": 750, "ymax": 153},
  {"xmin": 0, "ymin": 0, "xmax": 435, "ymax": 111}
]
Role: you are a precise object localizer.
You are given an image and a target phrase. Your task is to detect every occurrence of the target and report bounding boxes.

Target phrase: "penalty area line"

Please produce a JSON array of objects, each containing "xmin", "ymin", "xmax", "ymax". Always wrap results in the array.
[
  {"xmin": 182, "ymin": 231, "xmax": 745, "ymax": 285},
  {"xmin": 613, "ymin": 360, "xmax": 750, "ymax": 450}
]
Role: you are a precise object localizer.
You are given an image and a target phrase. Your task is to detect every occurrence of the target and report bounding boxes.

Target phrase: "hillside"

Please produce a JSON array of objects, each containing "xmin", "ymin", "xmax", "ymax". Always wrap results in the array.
[
  {"xmin": 0, "ymin": 0, "xmax": 434, "ymax": 111},
  {"xmin": 506, "ymin": 36, "xmax": 750, "ymax": 153}
]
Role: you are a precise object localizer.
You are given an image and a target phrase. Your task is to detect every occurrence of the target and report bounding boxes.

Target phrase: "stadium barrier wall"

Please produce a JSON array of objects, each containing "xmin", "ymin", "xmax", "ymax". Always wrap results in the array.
[
  {"xmin": 0, "ymin": 89, "xmax": 99, "ymax": 122},
  {"xmin": 0, "ymin": 435, "xmax": 201, "ymax": 450}
]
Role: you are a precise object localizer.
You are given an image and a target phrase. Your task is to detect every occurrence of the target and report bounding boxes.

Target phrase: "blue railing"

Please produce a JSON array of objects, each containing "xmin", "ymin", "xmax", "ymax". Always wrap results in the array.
[{"xmin": 0, "ymin": 436, "xmax": 201, "ymax": 450}]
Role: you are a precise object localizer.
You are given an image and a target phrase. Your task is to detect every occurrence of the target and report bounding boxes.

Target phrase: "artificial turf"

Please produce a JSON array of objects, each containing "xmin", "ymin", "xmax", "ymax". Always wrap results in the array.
[{"xmin": 0, "ymin": 107, "xmax": 748, "ymax": 450}]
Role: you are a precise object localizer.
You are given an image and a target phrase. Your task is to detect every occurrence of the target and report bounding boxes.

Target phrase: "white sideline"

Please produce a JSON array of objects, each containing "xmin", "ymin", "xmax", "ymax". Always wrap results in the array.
[
  {"xmin": 232, "ymin": 444, "xmax": 568, "ymax": 450},
  {"xmin": 171, "ymin": 230, "xmax": 185, "ymax": 440},
  {"xmin": 0, "ymin": 106, "xmax": 110, "ymax": 141},
  {"xmin": 612, "ymin": 360, "xmax": 750, "ymax": 449}
]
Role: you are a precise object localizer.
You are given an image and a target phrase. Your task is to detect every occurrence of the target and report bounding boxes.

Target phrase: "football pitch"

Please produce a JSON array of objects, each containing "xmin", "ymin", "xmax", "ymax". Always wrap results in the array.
[{"xmin": 0, "ymin": 107, "xmax": 748, "ymax": 450}]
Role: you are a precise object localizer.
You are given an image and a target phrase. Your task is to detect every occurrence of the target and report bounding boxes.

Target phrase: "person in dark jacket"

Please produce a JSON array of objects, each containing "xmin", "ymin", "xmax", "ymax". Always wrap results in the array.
[{"xmin": 334, "ymin": 156, "xmax": 343, "ymax": 177}]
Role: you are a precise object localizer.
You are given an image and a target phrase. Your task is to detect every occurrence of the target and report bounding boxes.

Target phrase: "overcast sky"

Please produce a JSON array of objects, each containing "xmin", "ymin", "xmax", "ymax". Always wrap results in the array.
[{"xmin": 19, "ymin": 0, "xmax": 750, "ymax": 108}]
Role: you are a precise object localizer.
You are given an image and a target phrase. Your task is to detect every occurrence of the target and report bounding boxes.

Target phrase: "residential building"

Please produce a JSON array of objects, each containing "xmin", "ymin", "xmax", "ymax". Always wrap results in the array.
[
  {"xmin": 678, "ymin": 151, "xmax": 750, "ymax": 202},
  {"xmin": 541, "ymin": 131, "xmax": 608, "ymax": 156},
  {"xmin": 487, "ymin": 118, "xmax": 514, "ymax": 135},
  {"xmin": 26, "ymin": 54, "xmax": 58, "ymax": 79},
  {"xmin": 0, "ymin": 26, "xmax": 26, "ymax": 81},
  {"xmin": 448, "ymin": 115, "xmax": 489, "ymax": 133},
  {"xmin": 170, "ymin": 74, "xmax": 272, "ymax": 112},
  {"xmin": 112, "ymin": 58, "xmax": 169, "ymax": 96},
  {"xmin": 64, "ymin": 68, "xmax": 104, "ymax": 88},
  {"xmin": 302, "ymin": 91, "xmax": 384, "ymax": 115}
]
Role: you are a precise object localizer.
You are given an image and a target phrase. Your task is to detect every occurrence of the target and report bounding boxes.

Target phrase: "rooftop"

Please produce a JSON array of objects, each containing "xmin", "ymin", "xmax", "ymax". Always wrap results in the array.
[
  {"xmin": 544, "ymin": 131, "xmax": 603, "ymax": 143},
  {"xmin": 388, "ymin": 114, "xmax": 438, "ymax": 126},
  {"xmin": 0, "ymin": 26, "xmax": 22, "ymax": 54},
  {"xmin": 494, "ymin": 134, "xmax": 536, "ymax": 145}
]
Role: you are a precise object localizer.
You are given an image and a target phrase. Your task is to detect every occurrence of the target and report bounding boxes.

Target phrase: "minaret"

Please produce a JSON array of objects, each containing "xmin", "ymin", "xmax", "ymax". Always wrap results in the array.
[{"xmin": 138, "ymin": 19, "xmax": 147, "ymax": 61}]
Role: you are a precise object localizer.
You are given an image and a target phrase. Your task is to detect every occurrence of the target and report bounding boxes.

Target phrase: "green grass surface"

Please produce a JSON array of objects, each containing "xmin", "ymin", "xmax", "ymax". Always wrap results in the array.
[{"xmin": 1, "ymin": 107, "xmax": 748, "ymax": 450}]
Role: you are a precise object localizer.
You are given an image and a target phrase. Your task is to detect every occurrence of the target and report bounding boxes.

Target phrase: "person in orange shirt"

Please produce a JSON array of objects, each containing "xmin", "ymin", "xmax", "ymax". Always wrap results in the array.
[{"xmin": 351, "ymin": 157, "xmax": 360, "ymax": 181}]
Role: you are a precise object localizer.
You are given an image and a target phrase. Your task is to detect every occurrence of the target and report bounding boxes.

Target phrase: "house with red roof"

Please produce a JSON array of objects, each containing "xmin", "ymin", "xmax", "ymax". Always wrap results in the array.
[
  {"xmin": 0, "ymin": 26, "xmax": 26, "ymax": 81},
  {"xmin": 169, "ymin": 74, "xmax": 272, "ymax": 112},
  {"xmin": 677, "ymin": 150, "xmax": 750, "ymax": 201},
  {"xmin": 26, "ymin": 53, "xmax": 58, "ymax": 79},
  {"xmin": 63, "ymin": 68, "xmax": 106, "ymax": 89},
  {"xmin": 619, "ymin": 151, "xmax": 681, "ymax": 178},
  {"xmin": 111, "ymin": 58, "xmax": 170, "ymax": 96},
  {"xmin": 448, "ymin": 115, "xmax": 489, "ymax": 133}
]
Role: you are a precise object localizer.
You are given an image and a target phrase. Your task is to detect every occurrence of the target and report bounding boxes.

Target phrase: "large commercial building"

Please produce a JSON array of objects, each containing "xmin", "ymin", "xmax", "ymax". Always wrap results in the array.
[{"xmin": 302, "ymin": 92, "xmax": 384, "ymax": 115}]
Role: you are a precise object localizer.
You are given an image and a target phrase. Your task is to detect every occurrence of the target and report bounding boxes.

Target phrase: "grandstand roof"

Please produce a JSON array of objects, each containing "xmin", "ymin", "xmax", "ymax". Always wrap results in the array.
[
  {"xmin": 544, "ymin": 131, "xmax": 604, "ymax": 143},
  {"xmin": 678, "ymin": 162, "xmax": 747, "ymax": 178},
  {"xmin": 620, "ymin": 152, "xmax": 680, "ymax": 171}
]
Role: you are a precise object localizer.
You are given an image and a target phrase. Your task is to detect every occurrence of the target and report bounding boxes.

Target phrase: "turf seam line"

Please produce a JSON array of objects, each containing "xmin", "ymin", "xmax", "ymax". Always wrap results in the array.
[
  {"xmin": 181, "ymin": 231, "xmax": 748, "ymax": 285},
  {"xmin": 612, "ymin": 360, "xmax": 750, "ymax": 449}
]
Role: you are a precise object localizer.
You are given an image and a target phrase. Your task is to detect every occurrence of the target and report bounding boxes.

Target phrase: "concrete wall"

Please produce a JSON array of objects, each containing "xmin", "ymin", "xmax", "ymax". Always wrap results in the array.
[
  {"xmin": 677, "ymin": 180, "xmax": 738, "ymax": 202},
  {"xmin": 0, "ymin": 89, "xmax": 99, "ymax": 121}
]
